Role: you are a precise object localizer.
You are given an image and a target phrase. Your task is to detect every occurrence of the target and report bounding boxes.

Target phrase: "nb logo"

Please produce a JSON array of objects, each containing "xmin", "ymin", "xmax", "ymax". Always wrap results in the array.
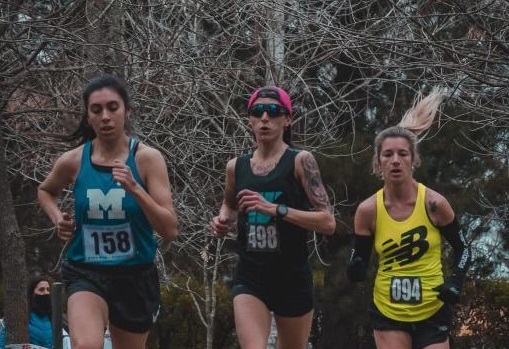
[{"xmin": 381, "ymin": 226, "xmax": 429, "ymax": 271}]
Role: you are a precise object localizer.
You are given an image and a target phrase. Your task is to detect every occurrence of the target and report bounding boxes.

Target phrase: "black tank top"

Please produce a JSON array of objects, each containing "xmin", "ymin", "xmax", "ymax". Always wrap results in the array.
[{"xmin": 235, "ymin": 147, "xmax": 311, "ymax": 268}]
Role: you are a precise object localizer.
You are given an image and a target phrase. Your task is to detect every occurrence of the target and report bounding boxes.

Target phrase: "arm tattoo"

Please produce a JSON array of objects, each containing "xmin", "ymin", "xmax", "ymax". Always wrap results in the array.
[
  {"xmin": 301, "ymin": 152, "xmax": 331, "ymax": 211},
  {"xmin": 429, "ymin": 200, "xmax": 437, "ymax": 213}
]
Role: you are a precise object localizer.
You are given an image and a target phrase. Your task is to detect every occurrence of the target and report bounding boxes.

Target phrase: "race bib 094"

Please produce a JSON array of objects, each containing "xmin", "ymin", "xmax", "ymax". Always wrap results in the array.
[{"xmin": 390, "ymin": 276, "xmax": 422, "ymax": 304}]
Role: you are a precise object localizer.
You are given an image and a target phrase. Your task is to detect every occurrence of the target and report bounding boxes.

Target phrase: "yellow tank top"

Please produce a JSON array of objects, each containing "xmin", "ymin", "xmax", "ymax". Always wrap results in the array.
[{"xmin": 374, "ymin": 183, "xmax": 444, "ymax": 321}]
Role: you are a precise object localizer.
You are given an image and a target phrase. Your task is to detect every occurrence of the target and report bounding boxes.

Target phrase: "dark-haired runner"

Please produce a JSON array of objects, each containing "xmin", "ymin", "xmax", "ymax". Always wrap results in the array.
[{"xmin": 38, "ymin": 74, "xmax": 178, "ymax": 349}]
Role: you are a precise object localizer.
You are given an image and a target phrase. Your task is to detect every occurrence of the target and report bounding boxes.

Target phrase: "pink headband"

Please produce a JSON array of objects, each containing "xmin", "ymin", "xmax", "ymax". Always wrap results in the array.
[{"xmin": 247, "ymin": 86, "xmax": 292, "ymax": 116}]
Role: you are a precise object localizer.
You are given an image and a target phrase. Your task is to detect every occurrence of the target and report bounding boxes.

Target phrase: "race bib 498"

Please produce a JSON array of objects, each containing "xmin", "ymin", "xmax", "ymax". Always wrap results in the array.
[{"xmin": 246, "ymin": 224, "xmax": 280, "ymax": 252}]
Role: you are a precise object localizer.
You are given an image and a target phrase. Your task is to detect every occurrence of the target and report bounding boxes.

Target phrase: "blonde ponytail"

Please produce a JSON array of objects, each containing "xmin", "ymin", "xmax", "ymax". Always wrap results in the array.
[
  {"xmin": 398, "ymin": 87, "xmax": 446, "ymax": 136},
  {"xmin": 372, "ymin": 87, "xmax": 447, "ymax": 177}
]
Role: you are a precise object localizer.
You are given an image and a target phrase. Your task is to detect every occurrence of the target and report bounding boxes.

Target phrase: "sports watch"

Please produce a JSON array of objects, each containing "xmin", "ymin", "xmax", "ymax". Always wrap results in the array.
[{"xmin": 276, "ymin": 204, "xmax": 288, "ymax": 218}]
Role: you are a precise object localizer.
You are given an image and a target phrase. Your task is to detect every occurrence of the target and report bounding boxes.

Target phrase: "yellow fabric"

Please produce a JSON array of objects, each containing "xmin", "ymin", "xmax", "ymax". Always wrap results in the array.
[{"xmin": 373, "ymin": 183, "xmax": 444, "ymax": 321}]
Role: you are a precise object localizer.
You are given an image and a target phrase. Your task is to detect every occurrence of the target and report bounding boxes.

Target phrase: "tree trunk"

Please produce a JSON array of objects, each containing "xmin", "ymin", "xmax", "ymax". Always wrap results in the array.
[
  {"xmin": 266, "ymin": 0, "xmax": 286, "ymax": 83},
  {"xmin": 0, "ymin": 113, "xmax": 29, "ymax": 344},
  {"xmin": 84, "ymin": 0, "xmax": 124, "ymax": 79}
]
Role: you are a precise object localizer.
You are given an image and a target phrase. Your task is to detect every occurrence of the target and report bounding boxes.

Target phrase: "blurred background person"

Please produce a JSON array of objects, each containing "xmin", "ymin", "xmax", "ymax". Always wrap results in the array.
[
  {"xmin": 0, "ymin": 276, "xmax": 53, "ymax": 349},
  {"xmin": 27, "ymin": 276, "xmax": 53, "ymax": 348}
]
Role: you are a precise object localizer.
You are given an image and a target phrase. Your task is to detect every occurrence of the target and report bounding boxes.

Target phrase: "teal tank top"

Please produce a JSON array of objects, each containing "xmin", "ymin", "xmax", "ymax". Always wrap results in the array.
[
  {"xmin": 67, "ymin": 138, "xmax": 157, "ymax": 266},
  {"xmin": 235, "ymin": 147, "xmax": 311, "ymax": 268}
]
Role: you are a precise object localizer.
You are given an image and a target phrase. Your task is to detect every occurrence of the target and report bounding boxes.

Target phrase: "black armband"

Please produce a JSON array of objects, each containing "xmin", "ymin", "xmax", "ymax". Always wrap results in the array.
[
  {"xmin": 440, "ymin": 218, "xmax": 471, "ymax": 281},
  {"xmin": 346, "ymin": 234, "xmax": 374, "ymax": 282}
]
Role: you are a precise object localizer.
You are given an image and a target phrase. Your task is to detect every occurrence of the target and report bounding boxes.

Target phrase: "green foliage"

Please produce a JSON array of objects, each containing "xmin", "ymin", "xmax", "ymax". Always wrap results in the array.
[
  {"xmin": 148, "ymin": 275, "xmax": 236, "ymax": 349},
  {"xmin": 453, "ymin": 279, "xmax": 509, "ymax": 348},
  {"xmin": 484, "ymin": 279, "xmax": 509, "ymax": 305}
]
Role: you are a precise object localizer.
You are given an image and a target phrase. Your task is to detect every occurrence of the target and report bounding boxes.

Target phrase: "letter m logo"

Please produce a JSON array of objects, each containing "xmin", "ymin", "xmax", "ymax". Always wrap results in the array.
[{"xmin": 87, "ymin": 188, "xmax": 126, "ymax": 220}]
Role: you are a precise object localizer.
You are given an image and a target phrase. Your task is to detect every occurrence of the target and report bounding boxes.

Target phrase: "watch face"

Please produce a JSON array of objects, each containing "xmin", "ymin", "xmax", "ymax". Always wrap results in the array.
[{"xmin": 277, "ymin": 205, "xmax": 288, "ymax": 216}]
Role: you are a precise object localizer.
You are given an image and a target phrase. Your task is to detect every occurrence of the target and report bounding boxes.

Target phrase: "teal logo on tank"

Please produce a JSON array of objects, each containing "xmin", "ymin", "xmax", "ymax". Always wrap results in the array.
[{"xmin": 246, "ymin": 191, "xmax": 282, "ymax": 224}]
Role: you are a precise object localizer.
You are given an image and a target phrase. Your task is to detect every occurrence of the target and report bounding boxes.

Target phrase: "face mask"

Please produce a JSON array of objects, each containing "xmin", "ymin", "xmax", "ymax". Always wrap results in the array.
[{"xmin": 31, "ymin": 294, "xmax": 52, "ymax": 317}]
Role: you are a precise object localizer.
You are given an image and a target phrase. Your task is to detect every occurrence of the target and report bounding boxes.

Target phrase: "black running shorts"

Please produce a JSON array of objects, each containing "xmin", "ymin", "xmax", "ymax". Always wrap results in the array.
[
  {"xmin": 231, "ymin": 261, "xmax": 314, "ymax": 317},
  {"xmin": 368, "ymin": 302, "xmax": 452, "ymax": 349},
  {"xmin": 62, "ymin": 260, "xmax": 161, "ymax": 333}
]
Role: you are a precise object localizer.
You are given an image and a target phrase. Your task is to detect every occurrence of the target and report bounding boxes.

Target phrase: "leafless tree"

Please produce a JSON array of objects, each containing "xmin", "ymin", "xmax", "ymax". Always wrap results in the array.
[{"xmin": 1, "ymin": 0, "xmax": 508, "ymax": 347}]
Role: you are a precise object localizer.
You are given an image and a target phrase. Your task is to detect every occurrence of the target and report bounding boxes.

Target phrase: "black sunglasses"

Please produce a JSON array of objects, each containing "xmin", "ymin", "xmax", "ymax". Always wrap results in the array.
[{"xmin": 248, "ymin": 104, "xmax": 288, "ymax": 118}]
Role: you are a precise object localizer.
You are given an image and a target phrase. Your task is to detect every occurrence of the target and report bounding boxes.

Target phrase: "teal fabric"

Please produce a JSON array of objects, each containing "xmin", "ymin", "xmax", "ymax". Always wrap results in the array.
[
  {"xmin": 0, "ymin": 314, "xmax": 52, "ymax": 349},
  {"xmin": 28, "ymin": 312, "xmax": 52, "ymax": 348},
  {"xmin": 68, "ymin": 138, "xmax": 157, "ymax": 266},
  {"xmin": 0, "ymin": 319, "xmax": 5, "ymax": 349}
]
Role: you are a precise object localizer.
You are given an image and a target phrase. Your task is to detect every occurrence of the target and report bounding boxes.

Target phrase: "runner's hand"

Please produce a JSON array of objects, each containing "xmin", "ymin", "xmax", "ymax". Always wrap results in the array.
[
  {"xmin": 433, "ymin": 274, "xmax": 463, "ymax": 304},
  {"xmin": 210, "ymin": 216, "xmax": 232, "ymax": 238},
  {"xmin": 56, "ymin": 212, "xmax": 75, "ymax": 241}
]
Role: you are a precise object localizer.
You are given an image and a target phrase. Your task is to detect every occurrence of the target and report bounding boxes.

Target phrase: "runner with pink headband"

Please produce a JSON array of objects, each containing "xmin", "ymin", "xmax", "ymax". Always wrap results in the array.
[
  {"xmin": 247, "ymin": 86, "xmax": 293, "ymax": 115},
  {"xmin": 210, "ymin": 85, "xmax": 336, "ymax": 349}
]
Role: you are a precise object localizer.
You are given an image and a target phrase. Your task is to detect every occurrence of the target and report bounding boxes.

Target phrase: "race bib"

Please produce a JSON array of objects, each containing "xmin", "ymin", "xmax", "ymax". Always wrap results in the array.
[
  {"xmin": 83, "ymin": 223, "xmax": 135, "ymax": 263},
  {"xmin": 246, "ymin": 224, "xmax": 280, "ymax": 252},
  {"xmin": 390, "ymin": 276, "xmax": 422, "ymax": 304}
]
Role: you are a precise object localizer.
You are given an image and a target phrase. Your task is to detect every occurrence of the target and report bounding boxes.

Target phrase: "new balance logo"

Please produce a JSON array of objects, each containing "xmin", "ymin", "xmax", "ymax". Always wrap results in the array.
[{"xmin": 381, "ymin": 225, "xmax": 429, "ymax": 271}]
